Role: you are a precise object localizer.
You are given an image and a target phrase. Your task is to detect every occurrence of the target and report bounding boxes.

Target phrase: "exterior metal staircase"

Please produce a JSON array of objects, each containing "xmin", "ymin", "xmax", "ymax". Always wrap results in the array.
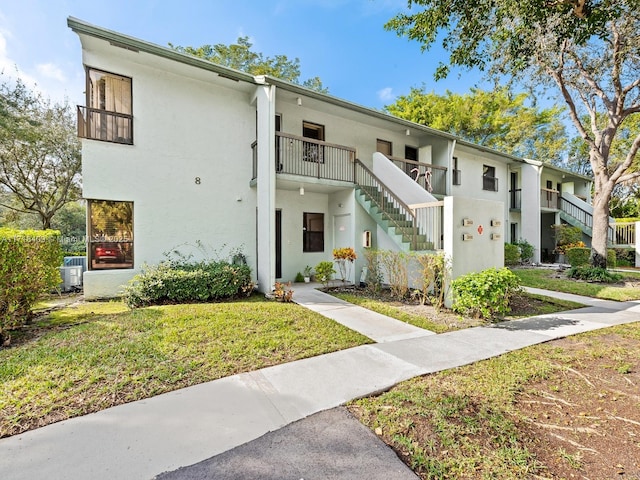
[
  {"xmin": 354, "ymin": 160, "xmax": 435, "ymax": 251},
  {"xmin": 559, "ymin": 194, "xmax": 615, "ymax": 245}
]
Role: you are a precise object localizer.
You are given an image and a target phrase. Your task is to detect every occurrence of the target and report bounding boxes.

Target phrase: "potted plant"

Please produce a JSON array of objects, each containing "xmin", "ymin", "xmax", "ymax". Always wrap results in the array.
[
  {"xmin": 333, "ymin": 247, "xmax": 357, "ymax": 283},
  {"xmin": 303, "ymin": 265, "xmax": 313, "ymax": 283}
]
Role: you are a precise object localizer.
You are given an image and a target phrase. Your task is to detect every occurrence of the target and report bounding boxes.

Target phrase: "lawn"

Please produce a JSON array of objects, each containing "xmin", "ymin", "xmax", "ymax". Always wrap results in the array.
[
  {"xmin": 0, "ymin": 295, "xmax": 370, "ymax": 438},
  {"xmin": 512, "ymin": 267, "xmax": 640, "ymax": 301},
  {"xmin": 350, "ymin": 322, "xmax": 640, "ymax": 478}
]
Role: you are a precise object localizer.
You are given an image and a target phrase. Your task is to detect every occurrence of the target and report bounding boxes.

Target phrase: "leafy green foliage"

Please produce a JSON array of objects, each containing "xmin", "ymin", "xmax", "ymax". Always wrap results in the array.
[
  {"xmin": 452, "ymin": 268, "xmax": 522, "ymax": 320},
  {"xmin": 385, "ymin": 87, "xmax": 567, "ymax": 163},
  {"xmin": 567, "ymin": 266, "xmax": 622, "ymax": 283},
  {"xmin": 566, "ymin": 247, "xmax": 590, "ymax": 267},
  {"xmin": 0, "ymin": 75, "xmax": 81, "ymax": 229},
  {"xmin": 170, "ymin": 36, "xmax": 328, "ymax": 92},
  {"xmin": 123, "ymin": 260, "xmax": 253, "ymax": 308},
  {"xmin": 515, "ymin": 239, "xmax": 534, "ymax": 264},
  {"xmin": 413, "ymin": 252, "xmax": 449, "ymax": 310},
  {"xmin": 504, "ymin": 243, "xmax": 521, "ymax": 266},
  {"xmin": 0, "ymin": 228, "xmax": 62, "ymax": 344},
  {"xmin": 314, "ymin": 261, "xmax": 335, "ymax": 287},
  {"xmin": 386, "ymin": 1, "xmax": 640, "ymax": 268}
]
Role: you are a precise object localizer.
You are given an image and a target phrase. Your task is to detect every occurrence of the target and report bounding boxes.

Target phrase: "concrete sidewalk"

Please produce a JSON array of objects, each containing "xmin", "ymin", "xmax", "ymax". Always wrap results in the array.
[{"xmin": 1, "ymin": 286, "xmax": 639, "ymax": 480}]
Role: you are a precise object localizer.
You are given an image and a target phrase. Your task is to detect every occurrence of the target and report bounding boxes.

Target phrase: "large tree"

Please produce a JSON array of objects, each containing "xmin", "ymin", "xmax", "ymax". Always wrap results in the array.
[
  {"xmin": 387, "ymin": 0, "xmax": 640, "ymax": 267},
  {"xmin": 170, "ymin": 36, "xmax": 328, "ymax": 93},
  {"xmin": 0, "ymin": 77, "xmax": 81, "ymax": 229},
  {"xmin": 386, "ymin": 86, "xmax": 568, "ymax": 163}
]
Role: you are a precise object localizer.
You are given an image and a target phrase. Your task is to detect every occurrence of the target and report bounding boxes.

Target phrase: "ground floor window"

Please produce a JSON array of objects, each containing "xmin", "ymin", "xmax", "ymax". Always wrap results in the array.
[
  {"xmin": 88, "ymin": 200, "xmax": 134, "ymax": 270},
  {"xmin": 303, "ymin": 212, "xmax": 324, "ymax": 252}
]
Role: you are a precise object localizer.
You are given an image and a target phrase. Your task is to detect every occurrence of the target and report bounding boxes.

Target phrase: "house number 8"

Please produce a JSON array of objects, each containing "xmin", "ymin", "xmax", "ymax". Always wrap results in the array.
[{"xmin": 195, "ymin": 177, "xmax": 201, "ymax": 185}]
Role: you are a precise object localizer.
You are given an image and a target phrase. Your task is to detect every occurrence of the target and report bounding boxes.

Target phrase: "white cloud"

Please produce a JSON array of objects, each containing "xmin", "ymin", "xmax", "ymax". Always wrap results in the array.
[
  {"xmin": 377, "ymin": 87, "xmax": 394, "ymax": 102},
  {"xmin": 36, "ymin": 62, "xmax": 66, "ymax": 82}
]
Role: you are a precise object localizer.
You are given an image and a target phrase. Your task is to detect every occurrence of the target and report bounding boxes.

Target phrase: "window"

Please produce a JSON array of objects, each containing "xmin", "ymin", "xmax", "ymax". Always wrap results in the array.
[
  {"xmin": 303, "ymin": 212, "xmax": 324, "ymax": 252},
  {"xmin": 376, "ymin": 139, "xmax": 392, "ymax": 156},
  {"xmin": 483, "ymin": 165, "xmax": 498, "ymax": 191},
  {"xmin": 79, "ymin": 68, "xmax": 133, "ymax": 144},
  {"xmin": 303, "ymin": 121, "xmax": 325, "ymax": 163},
  {"xmin": 88, "ymin": 200, "xmax": 134, "ymax": 270},
  {"xmin": 452, "ymin": 156, "xmax": 462, "ymax": 185}
]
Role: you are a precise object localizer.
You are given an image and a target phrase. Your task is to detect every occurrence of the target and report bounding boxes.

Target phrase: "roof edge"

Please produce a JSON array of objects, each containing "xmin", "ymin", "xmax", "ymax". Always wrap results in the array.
[{"xmin": 67, "ymin": 16, "xmax": 257, "ymax": 85}]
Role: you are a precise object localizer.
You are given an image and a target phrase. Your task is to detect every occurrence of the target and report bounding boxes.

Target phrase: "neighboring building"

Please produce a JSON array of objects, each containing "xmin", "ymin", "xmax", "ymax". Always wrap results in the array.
[{"xmin": 69, "ymin": 18, "xmax": 605, "ymax": 299}]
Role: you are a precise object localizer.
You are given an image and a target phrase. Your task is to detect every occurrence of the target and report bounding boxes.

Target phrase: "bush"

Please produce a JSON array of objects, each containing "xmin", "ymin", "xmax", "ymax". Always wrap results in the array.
[
  {"xmin": 0, "ymin": 228, "xmax": 63, "ymax": 344},
  {"xmin": 552, "ymin": 224, "xmax": 582, "ymax": 252},
  {"xmin": 567, "ymin": 266, "xmax": 622, "ymax": 283},
  {"xmin": 614, "ymin": 248, "xmax": 636, "ymax": 267},
  {"xmin": 413, "ymin": 252, "xmax": 449, "ymax": 311},
  {"xmin": 123, "ymin": 260, "xmax": 253, "ymax": 308},
  {"xmin": 504, "ymin": 243, "xmax": 520, "ymax": 266},
  {"xmin": 363, "ymin": 249, "xmax": 384, "ymax": 294},
  {"xmin": 379, "ymin": 250, "xmax": 410, "ymax": 300},
  {"xmin": 314, "ymin": 261, "xmax": 336, "ymax": 287},
  {"xmin": 515, "ymin": 239, "xmax": 534, "ymax": 263},
  {"xmin": 566, "ymin": 247, "xmax": 590, "ymax": 267},
  {"xmin": 607, "ymin": 249, "xmax": 617, "ymax": 269},
  {"xmin": 451, "ymin": 267, "xmax": 522, "ymax": 320}
]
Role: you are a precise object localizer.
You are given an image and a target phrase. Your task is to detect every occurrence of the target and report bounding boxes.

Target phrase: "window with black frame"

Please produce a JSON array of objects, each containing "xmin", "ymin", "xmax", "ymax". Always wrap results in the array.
[
  {"xmin": 88, "ymin": 200, "xmax": 134, "ymax": 270},
  {"xmin": 303, "ymin": 212, "xmax": 324, "ymax": 252},
  {"xmin": 483, "ymin": 165, "xmax": 498, "ymax": 191}
]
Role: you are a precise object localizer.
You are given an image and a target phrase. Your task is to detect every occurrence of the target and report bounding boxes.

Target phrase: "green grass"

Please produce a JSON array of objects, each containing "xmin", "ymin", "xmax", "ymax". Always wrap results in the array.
[
  {"xmin": 350, "ymin": 322, "xmax": 640, "ymax": 479},
  {"xmin": 0, "ymin": 296, "xmax": 370, "ymax": 438},
  {"xmin": 513, "ymin": 267, "xmax": 640, "ymax": 301},
  {"xmin": 332, "ymin": 293, "xmax": 452, "ymax": 333}
]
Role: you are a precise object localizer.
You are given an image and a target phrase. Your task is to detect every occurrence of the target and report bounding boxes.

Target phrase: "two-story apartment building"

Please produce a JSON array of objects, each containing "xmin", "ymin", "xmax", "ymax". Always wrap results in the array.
[{"xmin": 68, "ymin": 18, "xmax": 599, "ymax": 299}]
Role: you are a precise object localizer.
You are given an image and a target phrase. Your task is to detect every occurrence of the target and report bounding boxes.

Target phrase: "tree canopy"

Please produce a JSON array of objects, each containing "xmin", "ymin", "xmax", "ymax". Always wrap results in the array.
[
  {"xmin": 0, "ymin": 76, "xmax": 81, "ymax": 229},
  {"xmin": 387, "ymin": 0, "xmax": 640, "ymax": 267},
  {"xmin": 385, "ymin": 86, "xmax": 568, "ymax": 163},
  {"xmin": 170, "ymin": 36, "xmax": 328, "ymax": 92}
]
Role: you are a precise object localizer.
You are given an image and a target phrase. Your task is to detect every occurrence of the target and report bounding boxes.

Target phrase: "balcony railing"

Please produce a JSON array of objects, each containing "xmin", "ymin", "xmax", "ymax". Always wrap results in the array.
[
  {"xmin": 612, "ymin": 222, "xmax": 636, "ymax": 246},
  {"xmin": 77, "ymin": 106, "xmax": 133, "ymax": 145},
  {"xmin": 409, "ymin": 201, "xmax": 445, "ymax": 250},
  {"xmin": 277, "ymin": 132, "xmax": 356, "ymax": 181},
  {"xmin": 509, "ymin": 188, "xmax": 522, "ymax": 210},
  {"xmin": 541, "ymin": 188, "xmax": 559, "ymax": 209},
  {"xmin": 387, "ymin": 156, "xmax": 447, "ymax": 196}
]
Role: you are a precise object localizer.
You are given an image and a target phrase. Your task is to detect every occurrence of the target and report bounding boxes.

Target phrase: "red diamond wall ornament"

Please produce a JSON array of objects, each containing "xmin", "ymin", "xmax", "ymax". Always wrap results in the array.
[{"xmin": 477, "ymin": 225, "xmax": 484, "ymax": 235}]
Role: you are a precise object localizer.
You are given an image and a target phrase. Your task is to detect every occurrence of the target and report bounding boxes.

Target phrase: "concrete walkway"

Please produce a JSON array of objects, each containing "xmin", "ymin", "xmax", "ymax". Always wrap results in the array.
[{"xmin": 1, "ymin": 286, "xmax": 639, "ymax": 480}]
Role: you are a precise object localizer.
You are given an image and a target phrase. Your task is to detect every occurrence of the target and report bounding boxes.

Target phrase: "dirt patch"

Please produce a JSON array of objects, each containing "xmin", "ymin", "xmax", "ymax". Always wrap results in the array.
[{"xmin": 515, "ymin": 333, "xmax": 640, "ymax": 479}]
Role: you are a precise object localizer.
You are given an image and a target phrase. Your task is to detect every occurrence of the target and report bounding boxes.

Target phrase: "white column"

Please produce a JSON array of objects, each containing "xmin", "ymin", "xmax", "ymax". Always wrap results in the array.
[
  {"xmin": 254, "ymin": 85, "xmax": 276, "ymax": 293},
  {"xmin": 520, "ymin": 161, "xmax": 543, "ymax": 263}
]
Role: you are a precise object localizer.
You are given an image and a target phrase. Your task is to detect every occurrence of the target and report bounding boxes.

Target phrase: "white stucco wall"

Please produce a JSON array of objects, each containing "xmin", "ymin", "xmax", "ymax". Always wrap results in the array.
[
  {"xmin": 80, "ymin": 38, "xmax": 258, "ymax": 298},
  {"xmin": 520, "ymin": 162, "xmax": 543, "ymax": 262},
  {"xmin": 444, "ymin": 196, "xmax": 505, "ymax": 281}
]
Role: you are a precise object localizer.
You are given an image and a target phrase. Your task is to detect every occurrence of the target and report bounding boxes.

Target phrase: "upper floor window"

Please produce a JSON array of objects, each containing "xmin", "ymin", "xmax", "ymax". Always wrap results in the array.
[
  {"xmin": 483, "ymin": 165, "xmax": 498, "ymax": 192},
  {"xmin": 77, "ymin": 68, "xmax": 133, "ymax": 144},
  {"xmin": 376, "ymin": 139, "xmax": 392, "ymax": 157},
  {"xmin": 453, "ymin": 156, "xmax": 462, "ymax": 185}
]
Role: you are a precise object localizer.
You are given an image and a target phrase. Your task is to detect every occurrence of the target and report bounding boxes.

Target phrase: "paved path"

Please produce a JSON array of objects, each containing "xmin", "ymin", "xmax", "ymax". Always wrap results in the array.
[{"xmin": 1, "ymin": 286, "xmax": 639, "ymax": 480}]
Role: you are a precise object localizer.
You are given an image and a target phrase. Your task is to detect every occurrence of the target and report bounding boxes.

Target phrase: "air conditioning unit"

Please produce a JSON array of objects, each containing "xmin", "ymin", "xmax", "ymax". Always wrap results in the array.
[
  {"xmin": 59, "ymin": 266, "xmax": 83, "ymax": 292},
  {"xmin": 64, "ymin": 256, "xmax": 87, "ymax": 273}
]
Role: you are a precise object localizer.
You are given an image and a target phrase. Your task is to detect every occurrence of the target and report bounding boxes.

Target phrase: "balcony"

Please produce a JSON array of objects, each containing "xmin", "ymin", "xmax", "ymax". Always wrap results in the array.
[
  {"xmin": 387, "ymin": 156, "xmax": 447, "ymax": 196},
  {"xmin": 77, "ymin": 106, "xmax": 133, "ymax": 145},
  {"xmin": 509, "ymin": 188, "xmax": 521, "ymax": 210},
  {"xmin": 251, "ymin": 133, "xmax": 448, "ymax": 197},
  {"xmin": 541, "ymin": 188, "xmax": 559, "ymax": 209}
]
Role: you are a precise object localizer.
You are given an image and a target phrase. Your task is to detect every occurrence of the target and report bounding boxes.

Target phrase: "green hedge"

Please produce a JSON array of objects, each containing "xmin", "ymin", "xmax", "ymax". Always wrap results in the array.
[
  {"xmin": 0, "ymin": 228, "xmax": 62, "ymax": 344},
  {"xmin": 566, "ymin": 247, "xmax": 618, "ymax": 268},
  {"xmin": 123, "ymin": 260, "xmax": 253, "ymax": 308},
  {"xmin": 504, "ymin": 243, "xmax": 520, "ymax": 266},
  {"xmin": 451, "ymin": 267, "xmax": 521, "ymax": 320}
]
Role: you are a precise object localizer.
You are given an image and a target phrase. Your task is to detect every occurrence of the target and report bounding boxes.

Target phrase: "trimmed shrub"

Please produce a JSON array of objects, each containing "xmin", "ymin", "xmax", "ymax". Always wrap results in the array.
[
  {"xmin": 314, "ymin": 261, "xmax": 335, "ymax": 287},
  {"xmin": 567, "ymin": 266, "xmax": 622, "ymax": 283},
  {"xmin": 607, "ymin": 249, "xmax": 617, "ymax": 269},
  {"xmin": 566, "ymin": 247, "xmax": 590, "ymax": 267},
  {"xmin": 123, "ymin": 260, "xmax": 253, "ymax": 308},
  {"xmin": 0, "ymin": 228, "xmax": 63, "ymax": 344},
  {"xmin": 451, "ymin": 267, "xmax": 522, "ymax": 320},
  {"xmin": 515, "ymin": 239, "xmax": 534, "ymax": 263},
  {"xmin": 504, "ymin": 243, "xmax": 520, "ymax": 266}
]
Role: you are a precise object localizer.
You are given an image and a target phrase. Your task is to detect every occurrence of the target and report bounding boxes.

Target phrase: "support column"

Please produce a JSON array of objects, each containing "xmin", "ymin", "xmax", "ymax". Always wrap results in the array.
[
  {"xmin": 254, "ymin": 84, "xmax": 276, "ymax": 293},
  {"xmin": 521, "ymin": 161, "xmax": 543, "ymax": 263}
]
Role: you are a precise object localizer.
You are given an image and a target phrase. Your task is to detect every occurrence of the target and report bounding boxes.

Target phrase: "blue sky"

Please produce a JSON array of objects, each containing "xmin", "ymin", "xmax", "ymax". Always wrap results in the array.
[{"xmin": 0, "ymin": 0, "xmax": 490, "ymax": 108}]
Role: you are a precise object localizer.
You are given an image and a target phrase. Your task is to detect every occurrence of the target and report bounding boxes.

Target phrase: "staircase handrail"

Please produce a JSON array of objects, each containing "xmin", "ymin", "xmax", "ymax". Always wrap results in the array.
[
  {"xmin": 354, "ymin": 159, "xmax": 419, "ymax": 250},
  {"xmin": 560, "ymin": 195, "xmax": 615, "ymax": 242}
]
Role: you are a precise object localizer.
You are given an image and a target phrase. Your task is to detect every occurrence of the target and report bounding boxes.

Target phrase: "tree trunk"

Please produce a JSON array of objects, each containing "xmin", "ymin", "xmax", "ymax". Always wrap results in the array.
[{"xmin": 590, "ymin": 194, "xmax": 610, "ymax": 268}]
